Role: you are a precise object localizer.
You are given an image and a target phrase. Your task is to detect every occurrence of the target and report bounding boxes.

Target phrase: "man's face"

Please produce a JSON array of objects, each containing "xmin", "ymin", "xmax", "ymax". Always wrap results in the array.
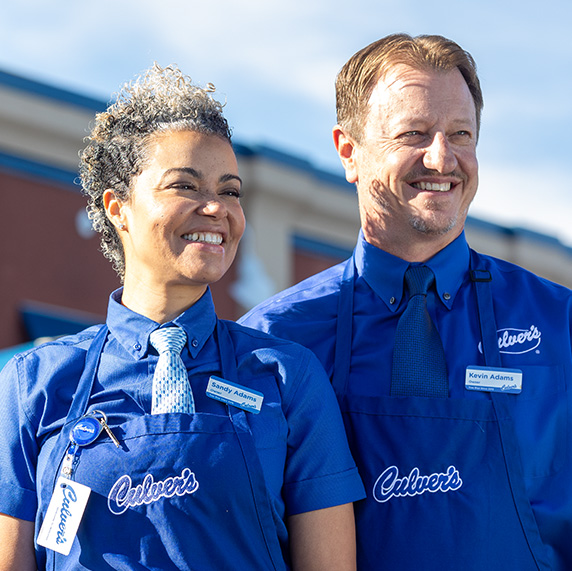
[{"xmin": 337, "ymin": 64, "xmax": 479, "ymax": 259}]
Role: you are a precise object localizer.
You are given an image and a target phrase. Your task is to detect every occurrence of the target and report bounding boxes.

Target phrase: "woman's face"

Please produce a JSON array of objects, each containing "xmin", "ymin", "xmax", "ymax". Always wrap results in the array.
[{"xmin": 114, "ymin": 129, "xmax": 245, "ymax": 295}]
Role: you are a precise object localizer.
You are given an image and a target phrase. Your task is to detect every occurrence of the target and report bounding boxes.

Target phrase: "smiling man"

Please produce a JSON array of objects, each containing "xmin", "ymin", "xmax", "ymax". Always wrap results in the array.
[{"xmin": 241, "ymin": 34, "xmax": 572, "ymax": 569}]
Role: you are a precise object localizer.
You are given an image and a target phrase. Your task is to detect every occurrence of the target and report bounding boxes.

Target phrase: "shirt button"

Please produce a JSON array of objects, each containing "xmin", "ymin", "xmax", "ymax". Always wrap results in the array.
[
  {"xmin": 389, "ymin": 297, "xmax": 396, "ymax": 305},
  {"xmin": 443, "ymin": 292, "xmax": 451, "ymax": 301},
  {"xmin": 191, "ymin": 339, "xmax": 199, "ymax": 348},
  {"xmin": 133, "ymin": 343, "xmax": 141, "ymax": 351}
]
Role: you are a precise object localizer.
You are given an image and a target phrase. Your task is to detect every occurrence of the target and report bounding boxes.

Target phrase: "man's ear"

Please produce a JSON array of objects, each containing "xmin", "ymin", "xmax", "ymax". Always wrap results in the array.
[
  {"xmin": 103, "ymin": 189, "xmax": 127, "ymax": 231},
  {"xmin": 333, "ymin": 125, "xmax": 358, "ymax": 184}
]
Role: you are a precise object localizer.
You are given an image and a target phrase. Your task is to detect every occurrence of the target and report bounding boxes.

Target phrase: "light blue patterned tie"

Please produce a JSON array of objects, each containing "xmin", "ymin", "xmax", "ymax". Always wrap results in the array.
[{"xmin": 150, "ymin": 326, "xmax": 194, "ymax": 414}]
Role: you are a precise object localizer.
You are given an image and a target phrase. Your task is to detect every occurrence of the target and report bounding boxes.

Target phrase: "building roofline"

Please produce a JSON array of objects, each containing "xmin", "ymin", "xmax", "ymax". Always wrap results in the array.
[
  {"xmin": 1, "ymin": 67, "xmax": 570, "ymax": 258},
  {"xmin": 0, "ymin": 69, "xmax": 107, "ymax": 112}
]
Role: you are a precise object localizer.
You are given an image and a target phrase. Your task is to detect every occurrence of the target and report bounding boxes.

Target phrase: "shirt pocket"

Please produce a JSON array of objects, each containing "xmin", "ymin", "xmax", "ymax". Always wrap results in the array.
[{"xmin": 510, "ymin": 364, "xmax": 567, "ymax": 479}]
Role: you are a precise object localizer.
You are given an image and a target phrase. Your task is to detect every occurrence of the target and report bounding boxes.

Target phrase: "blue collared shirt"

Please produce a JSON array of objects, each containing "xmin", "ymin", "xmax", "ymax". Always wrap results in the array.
[
  {"xmin": 0, "ymin": 288, "xmax": 364, "ymax": 524},
  {"xmin": 240, "ymin": 230, "xmax": 572, "ymax": 567},
  {"xmin": 243, "ymin": 230, "xmax": 476, "ymax": 399}
]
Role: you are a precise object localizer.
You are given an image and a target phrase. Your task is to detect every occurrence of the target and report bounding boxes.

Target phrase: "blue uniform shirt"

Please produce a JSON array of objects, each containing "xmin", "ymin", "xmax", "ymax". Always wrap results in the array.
[
  {"xmin": 0, "ymin": 288, "xmax": 364, "ymax": 535},
  {"xmin": 241, "ymin": 230, "xmax": 572, "ymax": 568}
]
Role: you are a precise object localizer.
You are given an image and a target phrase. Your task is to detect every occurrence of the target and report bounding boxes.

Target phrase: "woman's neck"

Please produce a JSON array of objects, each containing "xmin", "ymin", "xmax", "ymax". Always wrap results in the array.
[{"xmin": 121, "ymin": 275, "xmax": 207, "ymax": 324}]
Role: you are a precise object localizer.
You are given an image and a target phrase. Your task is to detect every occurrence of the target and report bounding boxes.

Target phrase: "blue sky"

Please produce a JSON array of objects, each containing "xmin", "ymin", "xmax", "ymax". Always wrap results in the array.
[{"xmin": 2, "ymin": 0, "xmax": 571, "ymax": 243}]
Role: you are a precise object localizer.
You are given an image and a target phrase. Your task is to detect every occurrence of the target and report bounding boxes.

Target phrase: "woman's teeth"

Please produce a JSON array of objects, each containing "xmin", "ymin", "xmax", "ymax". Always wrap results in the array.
[{"xmin": 182, "ymin": 232, "xmax": 223, "ymax": 244}]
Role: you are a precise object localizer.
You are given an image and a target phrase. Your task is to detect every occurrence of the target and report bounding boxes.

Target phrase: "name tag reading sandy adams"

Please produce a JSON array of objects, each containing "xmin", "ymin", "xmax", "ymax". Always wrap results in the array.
[{"xmin": 206, "ymin": 376, "xmax": 264, "ymax": 413}]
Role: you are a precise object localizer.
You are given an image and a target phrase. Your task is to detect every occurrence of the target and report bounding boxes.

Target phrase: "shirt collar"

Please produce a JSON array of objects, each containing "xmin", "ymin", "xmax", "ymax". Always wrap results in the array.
[
  {"xmin": 355, "ymin": 229, "xmax": 470, "ymax": 312},
  {"xmin": 106, "ymin": 287, "xmax": 217, "ymax": 360}
]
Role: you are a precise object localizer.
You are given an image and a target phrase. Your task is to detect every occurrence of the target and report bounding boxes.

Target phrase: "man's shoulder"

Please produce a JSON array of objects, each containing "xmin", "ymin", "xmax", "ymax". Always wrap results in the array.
[
  {"xmin": 473, "ymin": 249, "xmax": 572, "ymax": 299},
  {"xmin": 239, "ymin": 260, "xmax": 347, "ymax": 332}
]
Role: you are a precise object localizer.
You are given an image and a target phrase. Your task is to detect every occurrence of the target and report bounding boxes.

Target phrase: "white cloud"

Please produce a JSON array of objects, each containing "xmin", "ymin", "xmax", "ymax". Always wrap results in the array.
[
  {"xmin": 0, "ymin": 0, "xmax": 571, "ymax": 248},
  {"xmin": 472, "ymin": 161, "xmax": 572, "ymax": 246}
]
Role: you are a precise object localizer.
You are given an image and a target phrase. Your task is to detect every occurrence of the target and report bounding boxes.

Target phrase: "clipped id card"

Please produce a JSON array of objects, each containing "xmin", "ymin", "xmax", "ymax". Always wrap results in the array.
[{"xmin": 37, "ymin": 477, "xmax": 91, "ymax": 555}]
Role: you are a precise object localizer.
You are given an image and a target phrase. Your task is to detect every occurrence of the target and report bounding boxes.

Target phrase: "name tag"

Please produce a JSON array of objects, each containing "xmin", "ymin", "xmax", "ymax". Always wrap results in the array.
[
  {"xmin": 37, "ymin": 477, "xmax": 91, "ymax": 555},
  {"xmin": 206, "ymin": 376, "xmax": 264, "ymax": 414},
  {"xmin": 465, "ymin": 366, "xmax": 522, "ymax": 394}
]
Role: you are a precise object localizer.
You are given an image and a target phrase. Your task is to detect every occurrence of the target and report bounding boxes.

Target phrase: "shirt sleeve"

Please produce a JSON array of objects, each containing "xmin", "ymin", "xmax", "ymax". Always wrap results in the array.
[
  {"xmin": 0, "ymin": 355, "xmax": 40, "ymax": 521},
  {"xmin": 280, "ymin": 348, "xmax": 365, "ymax": 515}
]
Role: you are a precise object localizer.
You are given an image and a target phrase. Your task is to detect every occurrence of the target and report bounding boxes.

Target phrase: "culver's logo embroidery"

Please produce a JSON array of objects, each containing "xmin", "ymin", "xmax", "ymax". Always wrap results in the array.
[
  {"xmin": 108, "ymin": 467, "xmax": 199, "ymax": 515},
  {"xmin": 478, "ymin": 325, "xmax": 541, "ymax": 355},
  {"xmin": 373, "ymin": 465, "xmax": 463, "ymax": 503}
]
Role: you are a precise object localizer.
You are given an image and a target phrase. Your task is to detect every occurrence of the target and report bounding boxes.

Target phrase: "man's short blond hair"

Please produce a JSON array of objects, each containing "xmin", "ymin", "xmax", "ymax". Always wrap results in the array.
[{"xmin": 336, "ymin": 33, "xmax": 484, "ymax": 142}]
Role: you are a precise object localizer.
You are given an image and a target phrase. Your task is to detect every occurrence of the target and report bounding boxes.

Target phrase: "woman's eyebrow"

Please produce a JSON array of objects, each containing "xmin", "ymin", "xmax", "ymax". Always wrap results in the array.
[
  {"xmin": 159, "ymin": 167, "xmax": 201, "ymax": 183},
  {"xmin": 220, "ymin": 173, "xmax": 242, "ymax": 185},
  {"xmin": 159, "ymin": 168, "xmax": 242, "ymax": 186}
]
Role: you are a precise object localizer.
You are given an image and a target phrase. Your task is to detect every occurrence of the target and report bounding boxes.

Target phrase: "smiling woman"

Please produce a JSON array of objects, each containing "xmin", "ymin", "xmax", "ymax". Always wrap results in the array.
[
  {"xmin": 0, "ymin": 64, "xmax": 364, "ymax": 570},
  {"xmin": 105, "ymin": 129, "xmax": 246, "ymax": 322}
]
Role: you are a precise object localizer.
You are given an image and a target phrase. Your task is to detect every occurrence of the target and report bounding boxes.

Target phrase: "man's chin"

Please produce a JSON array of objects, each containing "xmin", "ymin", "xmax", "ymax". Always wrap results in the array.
[{"xmin": 409, "ymin": 214, "xmax": 458, "ymax": 237}]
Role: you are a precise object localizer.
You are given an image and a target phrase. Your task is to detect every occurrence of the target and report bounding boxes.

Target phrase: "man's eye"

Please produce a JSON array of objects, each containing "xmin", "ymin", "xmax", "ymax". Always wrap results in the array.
[
  {"xmin": 449, "ymin": 131, "xmax": 474, "ymax": 143},
  {"xmin": 399, "ymin": 131, "xmax": 425, "ymax": 141}
]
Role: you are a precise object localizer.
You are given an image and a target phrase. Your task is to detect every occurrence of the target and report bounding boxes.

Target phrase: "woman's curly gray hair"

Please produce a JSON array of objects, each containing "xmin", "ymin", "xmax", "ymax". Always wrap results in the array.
[{"xmin": 79, "ymin": 64, "xmax": 232, "ymax": 280}]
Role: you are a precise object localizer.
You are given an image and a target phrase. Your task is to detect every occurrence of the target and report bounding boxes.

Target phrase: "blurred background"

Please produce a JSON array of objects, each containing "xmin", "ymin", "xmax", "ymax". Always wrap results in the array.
[{"xmin": 2, "ymin": 0, "xmax": 571, "ymax": 362}]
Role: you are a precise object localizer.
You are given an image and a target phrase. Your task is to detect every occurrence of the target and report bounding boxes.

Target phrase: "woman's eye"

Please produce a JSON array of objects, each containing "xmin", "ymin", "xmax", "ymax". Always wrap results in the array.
[
  {"xmin": 222, "ymin": 188, "xmax": 242, "ymax": 199},
  {"xmin": 173, "ymin": 183, "xmax": 197, "ymax": 191}
]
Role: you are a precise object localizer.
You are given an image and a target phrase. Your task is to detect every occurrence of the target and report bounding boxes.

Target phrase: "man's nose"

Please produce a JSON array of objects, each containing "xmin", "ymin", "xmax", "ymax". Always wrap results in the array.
[{"xmin": 423, "ymin": 132, "xmax": 458, "ymax": 174}]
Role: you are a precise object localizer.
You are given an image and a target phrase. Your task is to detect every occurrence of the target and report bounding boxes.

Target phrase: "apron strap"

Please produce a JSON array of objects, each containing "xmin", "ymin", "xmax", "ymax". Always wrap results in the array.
[
  {"xmin": 469, "ymin": 250, "xmax": 552, "ymax": 571},
  {"xmin": 332, "ymin": 256, "xmax": 356, "ymax": 395},
  {"xmin": 43, "ymin": 324, "xmax": 109, "ymax": 501},
  {"xmin": 215, "ymin": 319, "xmax": 285, "ymax": 571}
]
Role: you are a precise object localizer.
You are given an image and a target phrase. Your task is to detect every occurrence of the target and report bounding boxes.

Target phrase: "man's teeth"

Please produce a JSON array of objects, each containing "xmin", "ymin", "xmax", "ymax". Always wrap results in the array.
[
  {"xmin": 413, "ymin": 182, "xmax": 452, "ymax": 191},
  {"xmin": 182, "ymin": 232, "xmax": 223, "ymax": 245}
]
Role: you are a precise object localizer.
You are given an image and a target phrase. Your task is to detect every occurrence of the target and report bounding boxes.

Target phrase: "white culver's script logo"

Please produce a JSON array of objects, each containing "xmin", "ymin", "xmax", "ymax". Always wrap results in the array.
[
  {"xmin": 478, "ymin": 325, "xmax": 541, "ymax": 355},
  {"xmin": 108, "ymin": 467, "xmax": 199, "ymax": 515},
  {"xmin": 56, "ymin": 483, "xmax": 78, "ymax": 545},
  {"xmin": 373, "ymin": 465, "xmax": 463, "ymax": 503}
]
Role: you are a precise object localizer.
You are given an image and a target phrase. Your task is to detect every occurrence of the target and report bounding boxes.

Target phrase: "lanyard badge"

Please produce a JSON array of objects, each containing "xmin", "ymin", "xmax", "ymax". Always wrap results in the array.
[{"xmin": 38, "ymin": 410, "xmax": 120, "ymax": 555}]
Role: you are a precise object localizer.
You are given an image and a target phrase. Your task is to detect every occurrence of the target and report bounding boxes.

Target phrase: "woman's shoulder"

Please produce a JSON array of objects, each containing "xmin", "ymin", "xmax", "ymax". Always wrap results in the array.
[
  {"xmin": 10, "ymin": 325, "xmax": 102, "ymax": 367},
  {"xmin": 2, "ymin": 325, "xmax": 103, "ymax": 402}
]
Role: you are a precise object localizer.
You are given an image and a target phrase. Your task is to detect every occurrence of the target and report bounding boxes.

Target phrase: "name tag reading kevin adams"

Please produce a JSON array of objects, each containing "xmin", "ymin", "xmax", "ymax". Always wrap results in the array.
[
  {"xmin": 465, "ymin": 366, "xmax": 522, "ymax": 394},
  {"xmin": 206, "ymin": 376, "xmax": 264, "ymax": 413}
]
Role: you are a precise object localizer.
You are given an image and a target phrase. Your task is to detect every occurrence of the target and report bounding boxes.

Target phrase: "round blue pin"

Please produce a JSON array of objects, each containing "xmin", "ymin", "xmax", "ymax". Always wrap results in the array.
[{"xmin": 70, "ymin": 415, "xmax": 102, "ymax": 446}]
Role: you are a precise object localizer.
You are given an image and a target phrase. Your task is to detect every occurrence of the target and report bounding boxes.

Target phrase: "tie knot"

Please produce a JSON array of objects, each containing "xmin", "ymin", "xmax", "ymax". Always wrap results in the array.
[
  {"xmin": 405, "ymin": 265, "xmax": 434, "ymax": 297},
  {"xmin": 150, "ymin": 326, "xmax": 187, "ymax": 355}
]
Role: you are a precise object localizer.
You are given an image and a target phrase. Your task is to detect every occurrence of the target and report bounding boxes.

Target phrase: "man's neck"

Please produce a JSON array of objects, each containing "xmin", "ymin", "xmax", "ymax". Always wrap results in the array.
[{"xmin": 362, "ymin": 226, "xmax": 463, "ymax": 263}]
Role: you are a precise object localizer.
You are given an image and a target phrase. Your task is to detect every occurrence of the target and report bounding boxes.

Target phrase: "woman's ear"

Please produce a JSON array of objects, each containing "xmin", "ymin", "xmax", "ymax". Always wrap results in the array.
[{"xmin": 103, "ymin": 189, "xmax": 127, "ymax": 231}]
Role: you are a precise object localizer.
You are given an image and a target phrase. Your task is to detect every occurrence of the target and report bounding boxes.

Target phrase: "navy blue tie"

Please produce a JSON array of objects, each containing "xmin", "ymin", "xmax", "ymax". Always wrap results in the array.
[{"xmin": 391, "ymin": 265, "xmax": 448, "ymax": 397}]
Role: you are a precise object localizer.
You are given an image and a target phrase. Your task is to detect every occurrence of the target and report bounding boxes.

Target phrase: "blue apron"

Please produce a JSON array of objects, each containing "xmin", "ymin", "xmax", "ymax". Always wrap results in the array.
[
  {"xmin": 332, "ymin": 251, "xmax": 553, "ymax": 570},
  {"xmin": 36, "ymin": 320, "xmax": 287, "ymax": 570}
]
